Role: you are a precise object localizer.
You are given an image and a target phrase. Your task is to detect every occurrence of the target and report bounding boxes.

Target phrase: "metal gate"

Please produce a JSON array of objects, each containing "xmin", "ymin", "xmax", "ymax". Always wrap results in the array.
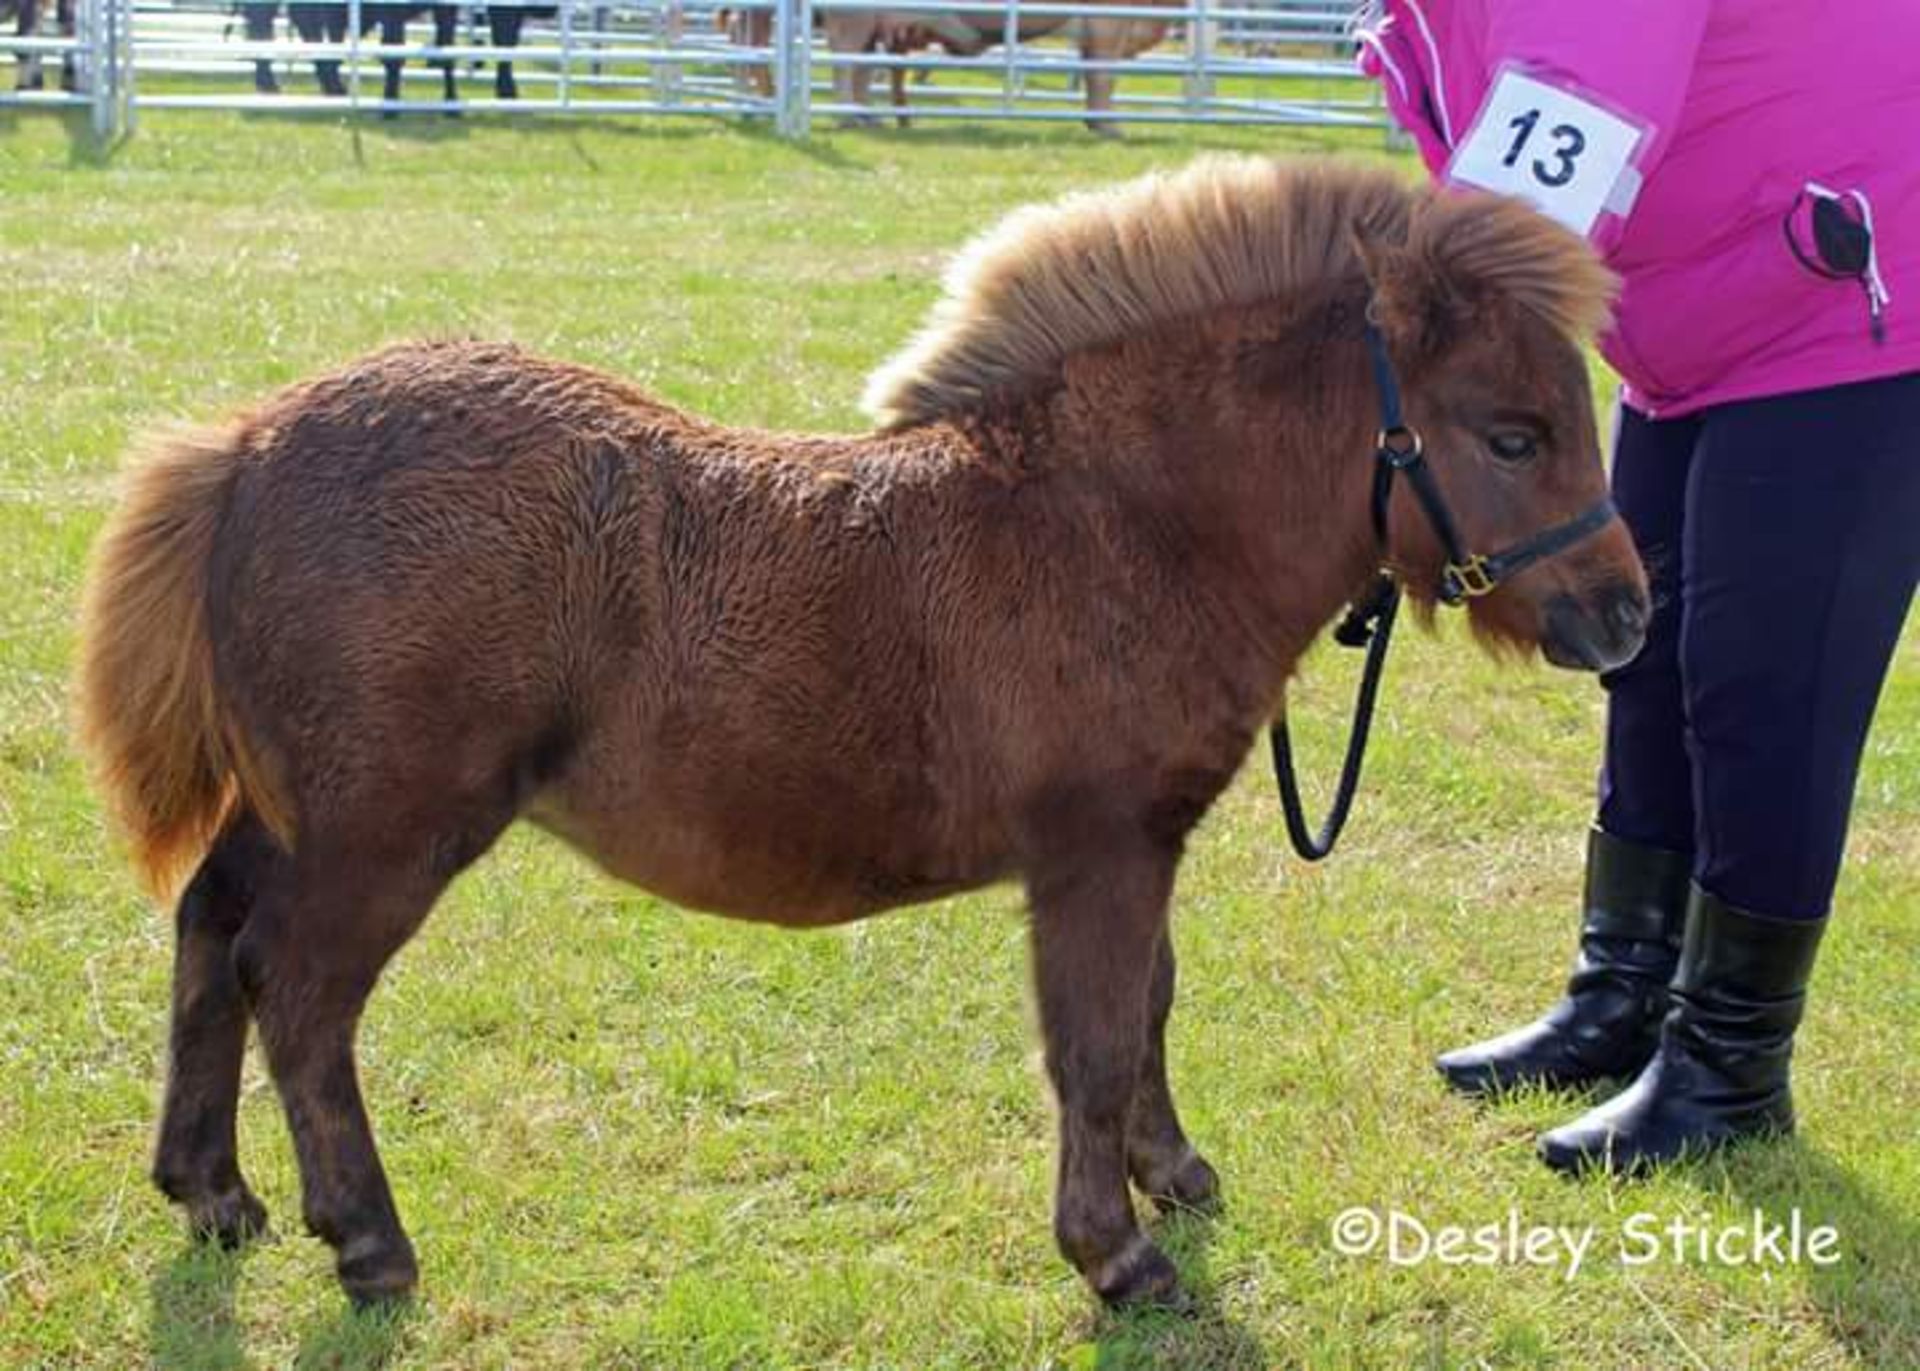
[
  {"xmin": 9, "ymin": 0, "xmax": 1380, "ymax": 140},
  {"xmin": 2, "ymin": 0, "xmax": 130, "ymax": 136}
]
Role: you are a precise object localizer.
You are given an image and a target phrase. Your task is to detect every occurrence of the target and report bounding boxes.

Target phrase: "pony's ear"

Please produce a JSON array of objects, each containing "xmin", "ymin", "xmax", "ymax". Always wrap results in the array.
[{"xmin": 1350, "ymin": 216, "xmax": 1473, "ymax": 360}]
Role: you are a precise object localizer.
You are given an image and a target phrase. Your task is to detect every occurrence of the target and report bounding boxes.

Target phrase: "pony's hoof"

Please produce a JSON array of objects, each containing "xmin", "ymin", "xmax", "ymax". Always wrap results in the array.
[
  {"xmin": 337, "ymin": 1233, "xmax": 418, "ymax": 1308},
  {"xmin": 188, "ymin": 1185, "xmax": 271, "ymax": 1249},
  {"xmin": 1144, "ymin": 1150, "xmax": 1221, "ymax": 1214},
  {"xmin": 1086, "ymin": 121, "xmax": 1124, "ymax": 140},
  {"xmin": 1095, "ymin": 1238, "xmax": 1187, "ymax": 1311}
]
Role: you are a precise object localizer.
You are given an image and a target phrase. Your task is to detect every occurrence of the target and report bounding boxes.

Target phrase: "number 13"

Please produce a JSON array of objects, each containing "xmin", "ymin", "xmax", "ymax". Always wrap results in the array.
[{"xmin": 1502, "ymin": 109, "xmax": 1586, "ymax": 188}]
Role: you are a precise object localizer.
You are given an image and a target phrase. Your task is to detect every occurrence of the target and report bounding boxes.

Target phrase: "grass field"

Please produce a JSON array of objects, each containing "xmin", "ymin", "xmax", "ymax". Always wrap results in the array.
[{"xmin": 1, "ymin": 106, "xmax": 1916, "ymax": 1371}]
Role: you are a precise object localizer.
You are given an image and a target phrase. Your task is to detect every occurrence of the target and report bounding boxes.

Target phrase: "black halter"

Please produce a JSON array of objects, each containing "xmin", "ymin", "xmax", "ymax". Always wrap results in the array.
[
  {"xmin": 1362, "ymin": 322, "xmax": 1619, "ymax": 606},
  {"xmin": 1268, "ymin": 322, "xmax": 1620, "ymax": 861}
]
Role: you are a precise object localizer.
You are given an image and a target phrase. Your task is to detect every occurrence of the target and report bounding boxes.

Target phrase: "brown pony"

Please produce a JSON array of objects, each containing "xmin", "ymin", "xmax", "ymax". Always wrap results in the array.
[
  {"xmin": 77, "ymin": 157, "xmax": 1645, "ymax": 1310},
  {"xmin": 820, "ymin": 3, "xmax": 1174, "ymax": 134}
]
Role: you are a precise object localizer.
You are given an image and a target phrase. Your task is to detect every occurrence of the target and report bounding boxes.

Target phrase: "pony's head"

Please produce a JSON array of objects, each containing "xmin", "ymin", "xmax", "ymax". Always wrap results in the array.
[
  {"xmin": 863, "ymin": 157, "xmax": 1647, "ymax": 671},
  {"xmin": 1356, "ymin": 190, "xmax": 1646, "ymax": 671}
]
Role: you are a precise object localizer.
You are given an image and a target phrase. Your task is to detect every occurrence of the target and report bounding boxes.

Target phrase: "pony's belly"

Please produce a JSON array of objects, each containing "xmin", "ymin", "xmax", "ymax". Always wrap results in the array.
[{"xmin": 527, "ymin": 799, "xmax": 1001, "ymax": 928}]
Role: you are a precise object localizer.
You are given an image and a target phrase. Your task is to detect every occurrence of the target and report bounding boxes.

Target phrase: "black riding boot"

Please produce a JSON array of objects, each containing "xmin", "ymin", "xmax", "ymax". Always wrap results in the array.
[
  {"xmin": 1538, "ymin": 886, "xmax": 1827, "ymax": 1174},
  {"xmin": 1435, "ymin": 828, "xmax": 1689, "ymax": 1096}
]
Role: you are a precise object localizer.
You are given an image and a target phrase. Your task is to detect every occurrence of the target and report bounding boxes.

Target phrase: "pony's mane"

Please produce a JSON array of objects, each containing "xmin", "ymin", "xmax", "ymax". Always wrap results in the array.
[{"xmin": 862, "ymin": 155, "xmax": 1614, "ymax": 430}]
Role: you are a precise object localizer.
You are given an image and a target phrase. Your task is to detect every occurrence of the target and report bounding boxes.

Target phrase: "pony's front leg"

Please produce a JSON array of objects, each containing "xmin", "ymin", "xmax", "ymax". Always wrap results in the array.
[
  {"xmin": 1028, "ymin": 846, "xmax": 1185, "ymax": 1307},
  {"xmin": 1127, "ymin": 929, "xmax": 1219, "ymax": 1210}
]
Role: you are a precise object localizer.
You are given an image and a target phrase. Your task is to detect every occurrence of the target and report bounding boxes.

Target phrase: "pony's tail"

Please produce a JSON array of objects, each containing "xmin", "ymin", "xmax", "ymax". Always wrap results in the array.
[{"xmin": 75, "ymin": 425, "xmax": 293, "ymax": 900}]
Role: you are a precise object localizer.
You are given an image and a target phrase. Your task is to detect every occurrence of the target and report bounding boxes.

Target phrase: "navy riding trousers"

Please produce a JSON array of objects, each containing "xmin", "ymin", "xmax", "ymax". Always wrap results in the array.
[{"xmin": 1596, "ymin": 372, "xmax": 1920, "ymax": 920}]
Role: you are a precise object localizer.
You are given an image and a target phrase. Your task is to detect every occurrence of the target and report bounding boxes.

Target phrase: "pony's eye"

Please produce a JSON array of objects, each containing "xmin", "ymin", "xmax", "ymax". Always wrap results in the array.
[{"xmin": 1486, "ymin": 430, "xmax": 1538, "ymax": 462}]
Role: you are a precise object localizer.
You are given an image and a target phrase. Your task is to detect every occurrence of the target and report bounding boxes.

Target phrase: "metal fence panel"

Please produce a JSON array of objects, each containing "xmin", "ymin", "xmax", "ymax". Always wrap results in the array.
[
  {"xmin": 4, "ymin": 0, "xmax": 127, "ymax": 134},
  {"xmin": 12, "ymin": 0, "xmax": 1381, "ymax": 139}
]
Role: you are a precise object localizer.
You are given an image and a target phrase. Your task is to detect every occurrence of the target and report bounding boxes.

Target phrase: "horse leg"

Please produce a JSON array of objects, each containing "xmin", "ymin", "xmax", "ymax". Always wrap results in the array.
[
  {"xmin": 15, "ymin": 0, "xmax": 42, "ymax": 92},
  {"xmin": 749, "ymin": 9, "xmax": 771, "ymax": 98},
  {"xmin": 54, "ymin": 0, "xmax": 72, "ymax": 91},
  {"xmin": 431, "ymin": 5, "xmax": 457, "ymax": 110},
  {"xmin": 889, "ymin": 57, "xmax": 908, "ymax": 129},
  {"xmin": 490, "ymin": 7, "xmax": 522, "ymax": 99},
  {"xmin": 1028, "ymin": 846, "xmax": 1184, "ymax": 1307},
  {"xmin": 1079, "ymin": 21, "xmax": 1124, "ymax": 139},
  {"xmin": 1125, "ymin": 929, "xmax": 1219, "ymax": 1210},
  {"xmin": 377, "ymin": 13, "xmax": 405, "ymax": 115},
  {"xmin": 1082, "ymin": 67, "xmax": 1121, "ymax": 138},
  {"xmin": 849, "ymin": 57, "xmax": 876, "ymax": 124},
  {"xmin": 290, "ymin": 4, "xmax": 345, "ymax": 97},
  {"xmin": 825, "ymin": 15, "xmax": 874, "ymax": 127},
  {"xmin": 150, "ymin": 814, "xmax": 282, "ymax": 1247},
  {"xmin": 237, "ymin": 798, "xmax": 511, "ymax": 1304},
  {"xmin": 243, "ymin": 3, "xmax": 280, "ymax": 94}
]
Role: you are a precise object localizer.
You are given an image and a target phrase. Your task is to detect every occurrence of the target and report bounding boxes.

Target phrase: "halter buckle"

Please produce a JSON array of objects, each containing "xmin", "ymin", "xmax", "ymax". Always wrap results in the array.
[{"xmin": 1443, "ymin": 555, "xmax": 1497, "ymax": 601}]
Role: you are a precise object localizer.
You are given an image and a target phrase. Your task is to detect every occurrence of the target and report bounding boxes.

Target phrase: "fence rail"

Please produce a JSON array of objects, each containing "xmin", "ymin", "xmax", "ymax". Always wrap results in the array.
[{"xmin": 7, "ymin": 0, "xmax": 1383, "ymax": 139}]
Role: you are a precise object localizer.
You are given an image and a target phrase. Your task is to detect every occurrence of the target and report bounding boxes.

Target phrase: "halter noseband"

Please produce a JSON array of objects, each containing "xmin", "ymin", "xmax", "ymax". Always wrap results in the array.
[{"xmin": 1363, "ymin": 321, "xmax": 1618, "ymax": 606}]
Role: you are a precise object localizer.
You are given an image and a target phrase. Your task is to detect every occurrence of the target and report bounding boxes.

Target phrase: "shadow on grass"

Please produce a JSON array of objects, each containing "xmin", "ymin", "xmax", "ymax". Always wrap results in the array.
[
  {"xmin": 0, "ymin": 105, "xmax": 126, "ymax": 166},
  {"xmin": 1721, "ymin": 1139, "xmax": 1920, "ymax": 1369},
  {"xmin": 149, "ymin": 1238, "xmax": 415, "ymax": 1371},
  {"xmin": 1474, "ymin": 1080, "xmax": 1920, "ymax": 1361},
  {"xmin": 150, "ymin": 1243, "xmax": 250, "ymax": 1371},
  {"xmin": 1064, "ymin": 1203, "xmax": 1267, "ymax": 1370},
  {"xmin": 290, "ymin": 1294, "xmax": 415, "ymax": 1370}
]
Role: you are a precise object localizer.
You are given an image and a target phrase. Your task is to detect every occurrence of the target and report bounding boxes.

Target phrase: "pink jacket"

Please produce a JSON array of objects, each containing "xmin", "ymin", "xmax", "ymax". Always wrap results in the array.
[{"xmin": 1355, "ymin": 1, "xmax": 1920, "ymax": 417}]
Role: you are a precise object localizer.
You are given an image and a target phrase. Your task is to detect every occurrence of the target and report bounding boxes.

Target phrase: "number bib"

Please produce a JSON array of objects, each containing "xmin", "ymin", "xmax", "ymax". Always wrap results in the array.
[{"xmin": 1447, "ymin": 68, "xmax": 1646, "ymax": 237}]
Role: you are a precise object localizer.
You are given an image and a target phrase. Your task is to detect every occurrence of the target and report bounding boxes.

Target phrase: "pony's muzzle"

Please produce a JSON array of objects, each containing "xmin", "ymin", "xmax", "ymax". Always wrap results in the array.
[{"xmin": 1541, "ymin": 582, "xmax": 1649, "ymax": 673}]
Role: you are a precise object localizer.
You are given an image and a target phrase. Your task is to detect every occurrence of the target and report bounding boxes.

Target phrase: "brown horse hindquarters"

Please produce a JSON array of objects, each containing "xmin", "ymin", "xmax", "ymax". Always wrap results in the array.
[{"xmin": 211, "ymin": 402, "xmax": 603, "ymax": 872}]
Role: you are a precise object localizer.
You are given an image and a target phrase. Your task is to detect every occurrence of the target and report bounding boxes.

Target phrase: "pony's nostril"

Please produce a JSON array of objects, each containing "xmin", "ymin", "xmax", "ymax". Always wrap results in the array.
[{"xmin": 1607, "ymin": 590, "xmax": 1649, "ymax": 642}]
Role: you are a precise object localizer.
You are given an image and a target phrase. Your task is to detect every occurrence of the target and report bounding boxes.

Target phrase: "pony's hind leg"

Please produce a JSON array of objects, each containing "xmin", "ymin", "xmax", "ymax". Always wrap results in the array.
[
  {"xmin": 152, "ymin": 814, "xmax": 283, "ymax": 1247},
  {"xmin": 1125, "ymin": 930, "xmax": 1219, "ymax": 1211},
  {"xmin": 236, "ymin": 800, "xmax": 514, "ymax": 1304},
  {"xmin": 1028, "ymin": 845, "xmax": 1185, "ymax": 1308}
]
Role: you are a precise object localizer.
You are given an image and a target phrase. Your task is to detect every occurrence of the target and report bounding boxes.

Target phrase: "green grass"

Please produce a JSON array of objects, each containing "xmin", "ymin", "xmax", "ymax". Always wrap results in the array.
[{"xmin": 2, "ymin": 107, "xmax": 1916, "ymax": 1370}]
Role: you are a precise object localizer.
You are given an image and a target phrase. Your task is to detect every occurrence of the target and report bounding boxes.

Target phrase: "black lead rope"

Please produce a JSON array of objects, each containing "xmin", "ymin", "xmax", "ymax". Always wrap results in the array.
[
  {"xmin": 1269, "ymin": 572, "xmax": 1400, "ymax": 861},
  {"xmin": 1267, "ymin": 321, "xmax": 1620, "ymax": 861}
]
